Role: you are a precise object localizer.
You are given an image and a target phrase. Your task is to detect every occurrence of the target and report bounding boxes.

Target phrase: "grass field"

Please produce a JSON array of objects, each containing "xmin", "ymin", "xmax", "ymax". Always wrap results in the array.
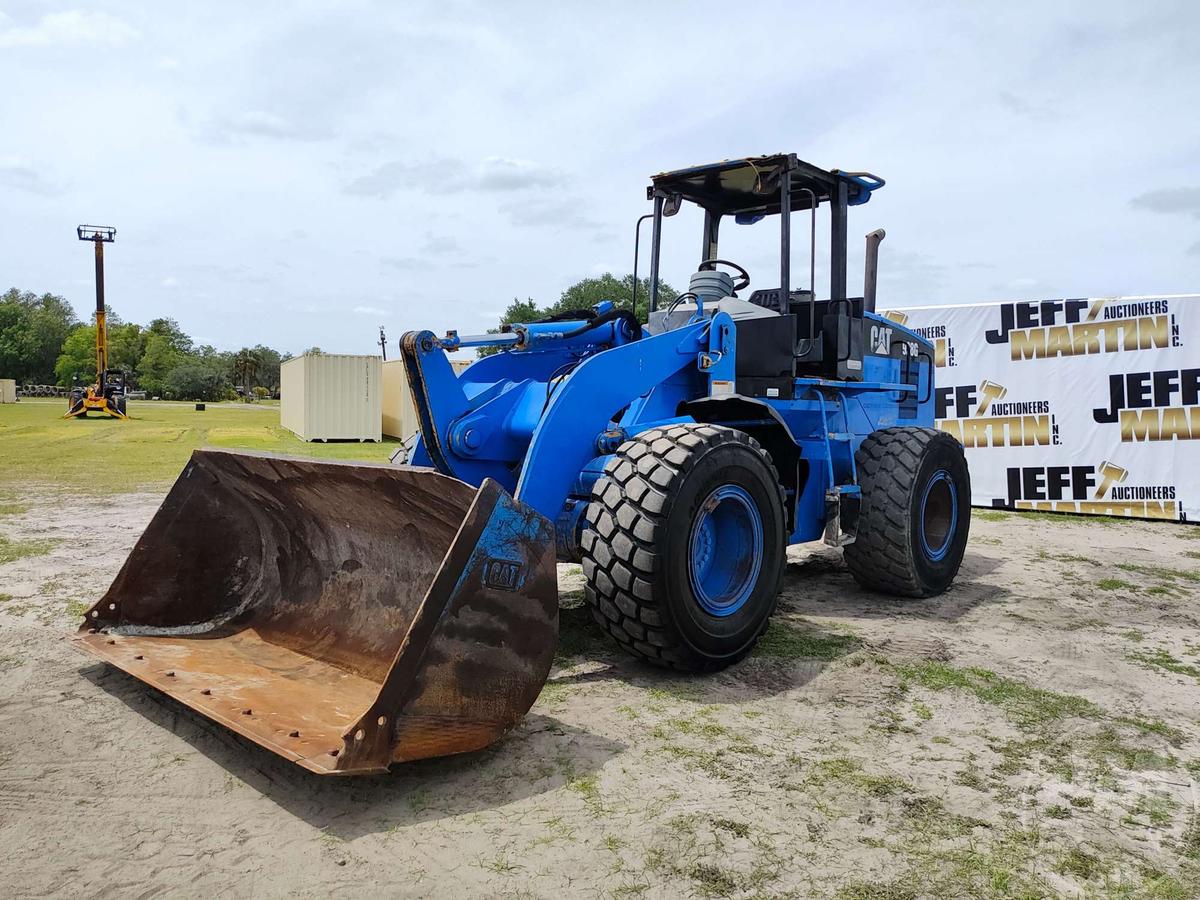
[{"xmin": 0, "ymin": 399, "xmax": 400, "ymax": 495}]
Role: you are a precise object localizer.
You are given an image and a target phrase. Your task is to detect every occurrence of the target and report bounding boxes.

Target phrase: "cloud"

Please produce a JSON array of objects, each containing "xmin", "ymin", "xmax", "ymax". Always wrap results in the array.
[
  {"xmin": 160, "ymin": 277, "xmax": 179, "ymax": 289},
  {"xmin": 423, "ymin": 232, "xmax": 461, "ymax": 256},
  {"xmin": 474, "ymin": 157, "xmax": 562, "ymax": 192},
  {"xmin": 1189, "ymin": 241, "xmax": 1200, "ymax": 257},
  {"xmin": 0, "ymin": 10, "xmax": 139, "ymax": 48},
  {"xmin": 1129, "ymin": 187, "xmax": 1200, "ymax": 219},
  {"xmin": 382, "ymin": 256, "xmax": 423, "ymax": 270},
  {"xmin": 499, "ymin": 195, "xmax": 608, "ymax": 234},
  {"xmin": 344, "ymin": 156, "xmax": 563, "ymax": 199},
  {"xmin": 206, "ymin": 109, "xmax": 331, "ymax": 142},
  {"xmin": 0, "ymin": 159, "xmax": 60, "ymax": 195},
  {"xmin": 352, "ymin": 305, "xmax": 391, "ymax": 316},
  {"xmin": 1006, "ymin": 276, "xmax": 1039, "ymax": 290},
  {"xmin": 996, "ymin": 91, "xmax": 1055, "ymax": 122}
]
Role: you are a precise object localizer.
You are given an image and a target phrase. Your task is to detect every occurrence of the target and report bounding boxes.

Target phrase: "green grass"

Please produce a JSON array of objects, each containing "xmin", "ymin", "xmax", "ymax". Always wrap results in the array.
[
  {"xmin": 1127, "ymin": 647, "xmax": 1200, "ymax": 682},
  {"xmin": 1182, "ymin": 822, "xmax": 1200, "ymax": 861},
  {"xmin": 753, "ymin": 618, "xmax": 862, "ymax": 660},
  {"xmin": 1115, "ymin": 562, "xmax": 1200, "ymax": 583},
  {"xmin": 1054, "ymin": 847, "xmax": 1107, "ymax": 881},
  {"xmin": 974, "ymin": 510, "xmax": 1010, "ymax": 523},
  {"xmin": 0, "ymin": 400, "xmax": 400, "ymax": 494},
  {"xmin": 891, "ymin": 660, "xmax": 1188, "ymax": 781},
  {"xmin": 0, "ymin": 534, "xmax": 58, "ymax": 564},
  {"xmin": 889, "ymin": 660, "xmax": 1099, "ymax": 729},
  {"xmin": 1098, "ymin": 578, "xmax": 1136, "ymax": 591},
  {"xmin": 1125, "ymin": 793, "xmax": 1177, "ymax": 828},
  {"xmin": 808, "ymin": 757, "xmax": 910, "ymax": 798}
]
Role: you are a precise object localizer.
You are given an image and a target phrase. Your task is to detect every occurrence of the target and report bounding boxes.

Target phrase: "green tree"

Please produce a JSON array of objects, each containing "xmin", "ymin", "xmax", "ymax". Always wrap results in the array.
[
  {"xmin": 0, "ymin": 297, "xmax": 38, "ymax": 381},
  {"xmin": 138, "ymin": 332, "xmax": 184, "ymax": 397},
  {"xmin": 0, "ymin": 288, "xmax": 79, "ymax": 383},
  {"xmin": 251, "ymin": 345, "xmax": 283, "ymax": 391},
  {"xmin": 27, "ymin": 292, "xmax": 79, "ymax": 380},
  {"xmin": 146, "ymin": 317, "xmax": 193, "ymax": 354},
  {"xmin": 165, "ymin": 361, "xmax": 231, "ymax": 401},
  {"xmin": 107, "ymin": 322, "xmax": 146, "ymax": 374},
  {"xmin": 554, "ymin": 273, "xmax": 675, "ymax": 323},
  {"xmin": 55, "ymin": 326, "xmax": 97, "ymax": 385},
  {"xmin": 233, "ymin": 347, "xmax": 262, "ymax": 397}
]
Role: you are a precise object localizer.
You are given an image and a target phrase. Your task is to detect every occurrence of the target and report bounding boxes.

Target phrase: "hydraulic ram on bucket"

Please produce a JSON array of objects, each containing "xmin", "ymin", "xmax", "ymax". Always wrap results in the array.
[{"xmin": 72, "ymin": 449, "xmax": 558, "ymax": 775}]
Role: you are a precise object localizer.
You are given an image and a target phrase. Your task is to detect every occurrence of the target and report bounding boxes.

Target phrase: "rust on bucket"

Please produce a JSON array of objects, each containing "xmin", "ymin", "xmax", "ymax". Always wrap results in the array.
[{"xmin": 73, "ymin": 449, "xmax": 559, "ymax": 774}]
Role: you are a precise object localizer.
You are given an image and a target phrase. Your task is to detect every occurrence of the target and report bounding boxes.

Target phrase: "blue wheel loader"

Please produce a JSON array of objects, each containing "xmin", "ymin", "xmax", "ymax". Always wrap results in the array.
[{"xmin": 74, "ymin": 154, "xmax": 970, "ymax": 774}]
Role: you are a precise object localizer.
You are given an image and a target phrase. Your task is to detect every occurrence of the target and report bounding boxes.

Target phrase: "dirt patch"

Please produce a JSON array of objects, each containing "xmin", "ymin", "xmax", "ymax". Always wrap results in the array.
[{"xmin": 1, "ymin": 494, "xmax": 1198, "ymax": 897}]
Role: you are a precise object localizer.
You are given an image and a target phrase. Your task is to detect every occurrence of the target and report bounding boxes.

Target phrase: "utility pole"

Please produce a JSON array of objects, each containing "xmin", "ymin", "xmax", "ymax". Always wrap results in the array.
[{"xmin": 378, "ymin": 325, "xmax": 388, "ymax": 361}]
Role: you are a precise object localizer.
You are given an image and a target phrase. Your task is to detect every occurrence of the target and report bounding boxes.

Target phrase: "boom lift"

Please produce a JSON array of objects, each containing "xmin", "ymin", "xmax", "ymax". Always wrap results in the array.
[
  {"xmin": 74, "ymin": 155, "xmax": 970, "ymax": 774},
  {"xmin": 65, "ymin": 225, "xmax": 128, "ymax": 419}
]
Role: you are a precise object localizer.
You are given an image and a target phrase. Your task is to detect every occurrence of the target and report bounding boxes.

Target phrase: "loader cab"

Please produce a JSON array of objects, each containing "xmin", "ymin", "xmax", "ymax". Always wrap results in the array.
[{"xmin": 642, "ymin": 154, "xmax": 887, "ymax": 391}]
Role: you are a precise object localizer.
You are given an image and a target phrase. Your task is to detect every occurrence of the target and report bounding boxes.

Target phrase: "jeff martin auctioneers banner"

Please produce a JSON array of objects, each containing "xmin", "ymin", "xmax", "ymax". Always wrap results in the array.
[{"xmin": 883, "ymin": 295, "xmax": 1198, "ymax": 522}]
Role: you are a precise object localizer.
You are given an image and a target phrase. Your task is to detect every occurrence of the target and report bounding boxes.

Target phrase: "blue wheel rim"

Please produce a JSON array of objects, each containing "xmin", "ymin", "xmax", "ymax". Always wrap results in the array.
[
  {"xmin": 920, "ymin": 469, "xmax": 958, "ymax": 562},
  {"xmin": 688, "ymin": 485, "xmax": 763, "ymax": 617}
]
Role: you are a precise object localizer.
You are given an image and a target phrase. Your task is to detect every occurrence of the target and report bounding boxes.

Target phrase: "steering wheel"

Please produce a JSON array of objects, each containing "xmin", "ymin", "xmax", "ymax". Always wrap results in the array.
[{"xmin": 698, "ymin": 258, "xmax": 750, "ymax": 293}]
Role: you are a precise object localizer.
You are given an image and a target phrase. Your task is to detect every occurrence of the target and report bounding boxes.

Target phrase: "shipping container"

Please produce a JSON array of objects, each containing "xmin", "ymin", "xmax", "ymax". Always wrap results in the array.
[
  {"xmin": 0, "ymin": 379, "xmax": 16, "ymax": 403},
  {"xmin": 280, "ymin": 354, "xmax": 382, "ymax": 441},
  {"xmin": 381, "ymin": 357, "xmax": 472, "ymax": 439}
]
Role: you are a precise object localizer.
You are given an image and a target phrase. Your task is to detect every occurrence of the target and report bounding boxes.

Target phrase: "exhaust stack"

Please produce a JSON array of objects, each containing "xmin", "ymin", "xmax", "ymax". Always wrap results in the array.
[{"xmin": 863, "ymin": 228, "xmax": 886, "ymax": 313}]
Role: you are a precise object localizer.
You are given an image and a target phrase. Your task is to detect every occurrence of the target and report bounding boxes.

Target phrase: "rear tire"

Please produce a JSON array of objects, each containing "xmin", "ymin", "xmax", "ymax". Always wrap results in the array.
[
  {"xmin": 844, "ymin": 427, "xmax": 970, "ymax": 597},
  {"xmin": 580, "ymin": 424, "xmax": 786, "ymax": 672}
]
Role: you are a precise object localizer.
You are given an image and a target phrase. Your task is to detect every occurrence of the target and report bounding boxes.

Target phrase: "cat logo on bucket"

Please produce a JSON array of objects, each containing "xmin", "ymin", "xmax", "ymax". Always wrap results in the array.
[
  {"xmin": 984, "ymin": 299, "xmax": 1179, "ymax": 362},
  {"xmin": 1093, "ymin": 367, "xmax": 1200, "ymax": 442},
  {"xmin": 483, "ymin": 558, "xmax": 525, "ymax": 591},
  {"xmin": 1000, "ymin": 461, "xmax": 1179, "ymax": 520},
  {"xmin": 935, "ymin": 380, "xmax": 1057, "ymax": 448}
]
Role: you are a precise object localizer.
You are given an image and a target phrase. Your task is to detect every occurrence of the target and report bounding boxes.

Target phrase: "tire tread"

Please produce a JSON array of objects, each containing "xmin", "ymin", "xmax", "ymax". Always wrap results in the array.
[{"xmin": 580, "ymin": 424, "xmax": 783, "ymax": 671}]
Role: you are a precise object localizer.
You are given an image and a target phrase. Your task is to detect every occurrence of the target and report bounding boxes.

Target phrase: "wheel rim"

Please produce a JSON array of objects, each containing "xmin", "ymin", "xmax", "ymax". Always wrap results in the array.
[
  {"xmin": 920, "ymin": 469, "xmax": 958, "ymax": 562},
  {"xmin": 688, "ymin": 485, "xmax": 763, "ymax": 617}
]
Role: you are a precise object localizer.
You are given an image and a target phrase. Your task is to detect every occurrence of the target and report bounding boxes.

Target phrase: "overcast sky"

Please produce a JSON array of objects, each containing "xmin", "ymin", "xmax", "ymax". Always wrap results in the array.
[{"xmin": 2, "ymin": 1, "xmax": 1197, "ymax": 355}]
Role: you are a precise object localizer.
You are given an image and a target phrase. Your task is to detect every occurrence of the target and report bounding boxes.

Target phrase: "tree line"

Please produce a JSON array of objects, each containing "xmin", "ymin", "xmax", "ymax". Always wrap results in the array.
[
  {"xmin": 1, "ymin": 273, "xmax": 678, "ymax": 397},
  {"xmin": 0, "ymin": 287, "xmax": 294, "ymax": 402}
]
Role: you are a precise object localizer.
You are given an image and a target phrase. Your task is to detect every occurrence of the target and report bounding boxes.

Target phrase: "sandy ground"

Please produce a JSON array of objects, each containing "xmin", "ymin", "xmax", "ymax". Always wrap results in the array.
[{"xmin": 1, "ymin": 491, "xmax": 1198, "ymax": 898}]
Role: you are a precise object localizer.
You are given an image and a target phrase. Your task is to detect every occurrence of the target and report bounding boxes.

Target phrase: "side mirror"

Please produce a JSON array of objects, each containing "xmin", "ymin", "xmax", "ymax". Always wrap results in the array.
[{"xmin": 662, "ymin": 193, "xmax": 682, "ymax": 217}]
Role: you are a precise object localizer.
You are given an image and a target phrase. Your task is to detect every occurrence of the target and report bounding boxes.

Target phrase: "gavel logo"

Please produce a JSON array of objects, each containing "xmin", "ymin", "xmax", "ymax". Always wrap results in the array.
[
  {"xmin": 974, "ymin": 380, "xmax": 1008, "ymax": 416},
  {"xmin": 1095, "ymin": 461, "xmax": 1129, "ymax": 499}
]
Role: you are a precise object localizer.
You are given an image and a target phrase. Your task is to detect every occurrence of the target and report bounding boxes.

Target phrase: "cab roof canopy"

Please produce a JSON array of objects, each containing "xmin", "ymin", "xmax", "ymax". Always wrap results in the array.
[{"xmin": 648, "ymin": 153, "xmax": 882, "ymax": 218}]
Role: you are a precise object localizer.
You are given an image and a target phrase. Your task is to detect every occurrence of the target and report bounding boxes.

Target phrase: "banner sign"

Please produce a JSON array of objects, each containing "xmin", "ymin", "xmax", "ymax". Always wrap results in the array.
[{"xmin": 883, "ymin": 295, "xmax": 1198, "ymax": 521}]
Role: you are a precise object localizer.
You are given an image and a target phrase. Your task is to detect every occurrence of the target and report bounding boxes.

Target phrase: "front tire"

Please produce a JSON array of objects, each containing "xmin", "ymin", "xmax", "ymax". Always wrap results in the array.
[
  {"xmin": 844, "ymin": 427, "xmax": 970, "ymax": 597},
  {"xmin": 580, "ymin": 424, "xmax": 786, "ymax": 671}
]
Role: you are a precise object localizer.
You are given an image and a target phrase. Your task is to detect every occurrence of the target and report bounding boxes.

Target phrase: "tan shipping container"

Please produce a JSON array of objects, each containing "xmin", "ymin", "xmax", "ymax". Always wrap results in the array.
[
  {"xmin": 280, "ymin": 354, "xmax": 382, "ymax": 442},
  {"xmin": 0, "ymin": 379, "xmax": 16, "ymax": 403},
  {"xmin": 382, "ymin": 357, "xmax": 472, "ymax": 440}
]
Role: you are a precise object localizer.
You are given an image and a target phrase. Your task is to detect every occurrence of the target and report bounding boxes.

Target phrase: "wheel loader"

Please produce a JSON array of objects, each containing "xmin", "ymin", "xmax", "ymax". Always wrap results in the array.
[{"xmin": 74, "ymin": 154, "xmax": 970, "ymax": 774}]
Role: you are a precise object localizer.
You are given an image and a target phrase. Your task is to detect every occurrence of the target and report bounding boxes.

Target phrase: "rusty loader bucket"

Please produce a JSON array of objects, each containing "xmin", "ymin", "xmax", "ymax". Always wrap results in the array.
[{"xmin": 72, "ymin": 450, "xmax": 558, "ymax": 775}]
